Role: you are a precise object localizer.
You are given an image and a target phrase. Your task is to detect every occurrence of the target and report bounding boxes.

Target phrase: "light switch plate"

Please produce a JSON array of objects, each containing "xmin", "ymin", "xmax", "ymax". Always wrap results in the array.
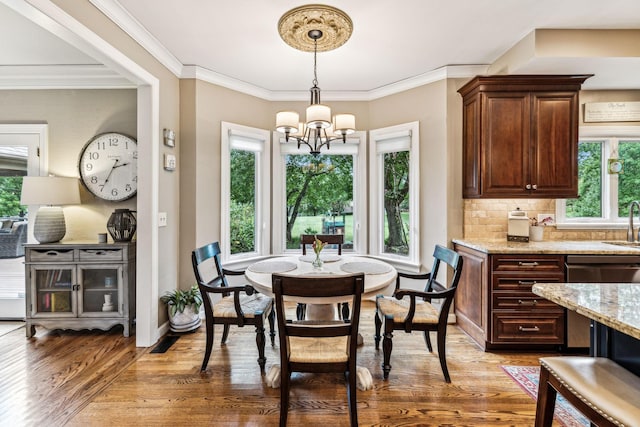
[
  {"xmin": 164, "ymin": 153, "xmax": 176, "ymax": 171},
  {"xmin": 158, "ymin": 212, "xmax": 167, "ymax": 227}
]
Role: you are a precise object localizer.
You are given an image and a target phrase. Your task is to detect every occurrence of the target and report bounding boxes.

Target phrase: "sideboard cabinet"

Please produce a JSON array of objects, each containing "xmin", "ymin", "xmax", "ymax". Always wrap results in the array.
[
  {"xmin": 454, "ymin": 243, "xmax": 565, "ymax": 350},
  {"xmin": 24, "ymin": 242, "xmax": 135, "ymax": 337},
  {"xmin": 458, "ymin": 75, "xmax": 591, "ymax": 198}
]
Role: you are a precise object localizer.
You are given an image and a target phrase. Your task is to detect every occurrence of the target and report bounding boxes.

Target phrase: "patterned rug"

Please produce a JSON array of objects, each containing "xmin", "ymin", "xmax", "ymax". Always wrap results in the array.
[{"xmin": 501, "ymin": 365, "xmax": 589, "ymax": 427}]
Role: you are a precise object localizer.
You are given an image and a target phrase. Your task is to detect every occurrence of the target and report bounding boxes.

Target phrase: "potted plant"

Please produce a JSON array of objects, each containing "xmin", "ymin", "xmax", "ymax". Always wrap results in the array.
[{"xmin": 160, "ymin": 285, "xmax": 203, "ymax": 332}]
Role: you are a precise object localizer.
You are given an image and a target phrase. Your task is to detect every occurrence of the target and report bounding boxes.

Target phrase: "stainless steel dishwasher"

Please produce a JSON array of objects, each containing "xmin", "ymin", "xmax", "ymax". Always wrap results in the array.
[{"xmin": 565, "ymin": 254, "xmax": 640, "ymax": 348}]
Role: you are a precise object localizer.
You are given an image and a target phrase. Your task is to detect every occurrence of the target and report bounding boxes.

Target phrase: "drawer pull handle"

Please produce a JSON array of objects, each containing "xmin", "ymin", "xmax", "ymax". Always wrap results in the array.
[
  {"xmin": 519, "ymin": 326, "xmax": 540, "ymax": 332},
  {"xmin": 518, "ymin": 281, "xmax": 536, "ymax": 286},
  {"xmin": 518, "ymin": 299, "xmax": 538, "ymax": 306},
  {"xmin": 518, "ymin": 261, "xmax": 539, "ymax": 267},
  {"xmin": 45, "ymin": 251, "xmax": 59, "ymax": 257}
]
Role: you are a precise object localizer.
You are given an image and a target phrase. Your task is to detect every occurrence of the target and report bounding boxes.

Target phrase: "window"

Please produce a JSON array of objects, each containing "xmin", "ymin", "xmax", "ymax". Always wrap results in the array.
[
  {"xmin": 369, "ymin": 122, "xmax": 420, "ymax": 266},
  {"xmin": 557, "ymin": 127, "xmax": 640, "ymax": 227},
  {"xmin": 221, "ymin": 122, "xmax": 270, "ymax": 261},
  {"xmin": 272, "ymin": 132, "xmax": 367, "ymax": 254}
]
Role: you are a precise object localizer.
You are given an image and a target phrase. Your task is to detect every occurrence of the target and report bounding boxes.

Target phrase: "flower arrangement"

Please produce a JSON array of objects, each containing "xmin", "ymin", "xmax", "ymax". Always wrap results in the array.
[
  {"xmin": 313, "ymin": 236, "xmax": 327, "ymax": 255},
  {"xmin": 312, "ymin": 236, "xmax": 327, "ymax": 269},
  {"xmin": 530, "ymin": 217, "xmax": 541, "ymax": 227}
]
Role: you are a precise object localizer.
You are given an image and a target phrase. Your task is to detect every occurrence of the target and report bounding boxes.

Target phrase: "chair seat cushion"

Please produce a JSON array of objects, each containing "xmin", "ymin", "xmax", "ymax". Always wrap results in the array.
[
  {"xmin": 288, "ymin": 336, "xmax": 349, "ymax": 363},
  {"xmin": 541, "ymin": 357, "xmax": 640, "ymax": 427},
  {"xmin": 213, "ymin": 293, "xmax": 272, "ymax": 318},
  {"xmin": 377, "ymin": 296, "xmax": 439, "ymax": 324}
]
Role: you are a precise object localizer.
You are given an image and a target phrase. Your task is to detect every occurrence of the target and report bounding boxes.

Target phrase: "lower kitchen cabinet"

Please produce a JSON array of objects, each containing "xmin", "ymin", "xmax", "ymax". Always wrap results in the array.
[
  {"xmin": 24, "ymin": 242, "xmax": 135, "ymax": 338},
  {"xmin": 454, "ymin": 243, "xmax": 565, "ymax": 350}
]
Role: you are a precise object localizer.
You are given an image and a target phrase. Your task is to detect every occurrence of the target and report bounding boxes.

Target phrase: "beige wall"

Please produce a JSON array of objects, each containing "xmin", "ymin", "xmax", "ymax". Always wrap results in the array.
[
  {"xmin": 369, "ymin": 81, "xmax": 452, "ymax": 269},
  {"xmin": 50, "ymin": 0, "xmax": 182, "ymax": 328},
  {"xmin": 0, "ymin": 89, "xmax": 137, "ymax": 238}
]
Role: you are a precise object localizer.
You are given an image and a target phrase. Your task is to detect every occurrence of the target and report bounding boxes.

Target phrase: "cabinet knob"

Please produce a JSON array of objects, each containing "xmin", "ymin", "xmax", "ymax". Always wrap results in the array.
[
  {"xmin": 532, "ymin": 184, "xmax": 537, "ymax": 190},
  {"xmin": 525, "ymin": 184, "xmax": 531, "ymax": 190}
]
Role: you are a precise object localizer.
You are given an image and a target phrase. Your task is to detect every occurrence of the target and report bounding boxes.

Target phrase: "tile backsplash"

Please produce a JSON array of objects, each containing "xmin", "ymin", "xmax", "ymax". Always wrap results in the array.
[{"xmin": 463, "ymin": 199, "xmax": 626, "ymax": 241}]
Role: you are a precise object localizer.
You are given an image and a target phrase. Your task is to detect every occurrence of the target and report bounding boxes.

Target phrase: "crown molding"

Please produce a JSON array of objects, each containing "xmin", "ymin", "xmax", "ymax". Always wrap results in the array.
[
  {"xmin": 187, "ymin": 65, "xmax": 489, "ymax": 102},
  {"xmin": 0, "ymin": 65, "xmax": 135, "ymax": 89},
  {"xmin": 89, "ymin": 0, "xmax": 183, "ymax": 76}
]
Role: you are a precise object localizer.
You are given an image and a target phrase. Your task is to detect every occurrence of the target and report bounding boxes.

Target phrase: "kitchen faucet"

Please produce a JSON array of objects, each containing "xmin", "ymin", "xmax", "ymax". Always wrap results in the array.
[{"xmin": 628, "ymin": 200, "xmax": 640, "ymax": 242}]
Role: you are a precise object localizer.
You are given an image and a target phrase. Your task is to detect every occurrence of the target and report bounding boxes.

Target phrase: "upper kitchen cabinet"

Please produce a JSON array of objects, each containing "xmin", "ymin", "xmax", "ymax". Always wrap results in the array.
[{"xmin": 458, "ymin": 75, "xmax": 591, "ymax": 198}]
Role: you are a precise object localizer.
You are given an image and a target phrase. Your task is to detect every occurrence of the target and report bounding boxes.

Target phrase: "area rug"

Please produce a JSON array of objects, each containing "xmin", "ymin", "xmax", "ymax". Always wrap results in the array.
[{"xmin": 501, "ymin": 365, "xmax": 589, "ymax": 427}]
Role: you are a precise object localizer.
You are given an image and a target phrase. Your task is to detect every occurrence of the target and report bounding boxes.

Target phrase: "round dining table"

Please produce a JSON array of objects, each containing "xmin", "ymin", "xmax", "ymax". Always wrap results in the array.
[{"xmin": 245, "ymin": 254, "xmax": 398, "ymax": 319}]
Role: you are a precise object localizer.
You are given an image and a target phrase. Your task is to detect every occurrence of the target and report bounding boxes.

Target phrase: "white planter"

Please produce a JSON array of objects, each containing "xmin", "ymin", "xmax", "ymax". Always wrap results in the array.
[
  {"xmin": 530, "ymin": 226, "xmax": 544, "ymax": 242},
  {"xmin": 169, "ymin": 304, "xmax": 200, "ymax": 327}
]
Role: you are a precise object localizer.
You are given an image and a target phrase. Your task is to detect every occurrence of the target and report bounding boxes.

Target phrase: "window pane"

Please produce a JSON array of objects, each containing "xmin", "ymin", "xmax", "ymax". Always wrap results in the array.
[
  {"xmin": 566, "ymin": 141, "xmax": 602, "ymax": 218},
  {"xmin": 618, "ymin": 141, "xmax": 640, "ymax": 216},
  {"xmin": 383, "ymin": 151, "xmax": 410, "ymax": 255},
  {"xmin": 285, "ymin": 154, "xmax": 353, "ymax": 250},
  {"xmin": 230, "ymin": 149, "xmax": 256, "ymax": 254}
]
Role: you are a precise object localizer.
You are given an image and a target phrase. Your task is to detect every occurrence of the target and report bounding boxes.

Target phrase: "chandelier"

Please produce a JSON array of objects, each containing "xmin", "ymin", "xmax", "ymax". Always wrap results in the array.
[{"xmin": 275, "ymin": 5, "xmax": 356, "ymax": 155}]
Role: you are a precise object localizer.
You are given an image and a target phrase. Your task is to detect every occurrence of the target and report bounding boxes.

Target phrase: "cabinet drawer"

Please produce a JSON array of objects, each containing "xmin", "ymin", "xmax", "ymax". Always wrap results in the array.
[
  {"xmin": 492, "ymin": 255, "xmax": 565, "ymax": 273},
  {"xmin": 493, "ymin": 275, "xmax": 564, "ymax": 291},
  {"xmin": 492, "ymin": 313, "xmax": 564, "ymax": 344},
  {"xmin": 79, "ymin": 249, "xmax": 123, "ymax": 262},
  {"xmin": 28, "ymin": 249, "xmax": 74, "ymax": 262},
  {"xmin": 492, "ymin": 292, "xmax": 561, "ymax": 311}
]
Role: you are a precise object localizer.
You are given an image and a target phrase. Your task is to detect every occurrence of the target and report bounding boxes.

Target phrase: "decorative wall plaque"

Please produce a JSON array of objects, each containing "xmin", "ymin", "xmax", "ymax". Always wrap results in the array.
[{"xmin": 584, "ymin": 102, "xmax": 640, "ymax": 122}]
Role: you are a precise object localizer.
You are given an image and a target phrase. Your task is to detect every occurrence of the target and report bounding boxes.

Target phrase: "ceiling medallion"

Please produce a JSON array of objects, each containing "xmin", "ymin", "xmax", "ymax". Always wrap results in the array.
[{"xmin": 278, "ymin": 4, "xmax": 353, "ymax": 52}]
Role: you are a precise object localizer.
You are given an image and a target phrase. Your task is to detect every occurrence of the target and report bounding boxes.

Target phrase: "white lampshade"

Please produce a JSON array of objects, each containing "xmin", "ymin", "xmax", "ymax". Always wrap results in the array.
[
  {"xmin": 333, "ymin": 114, "xmax": 356, "ymax": 135},
  {"xmin": 276, "ymin": 111, "xmax": 300, "ymax": 133},
  {"xmin": 306, "ymin": 104, "xmax": 332, "ymax": 129},
  {"xmin": 20, "ymin": 176, "xmax": 81, "ymax": 243},
  {"xmin": 20, "ymin": 176, "xmax": 81, "ymax": 206}
]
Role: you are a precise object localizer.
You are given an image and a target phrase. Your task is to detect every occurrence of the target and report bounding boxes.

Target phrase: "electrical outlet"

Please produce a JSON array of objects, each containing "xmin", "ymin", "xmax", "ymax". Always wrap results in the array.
[{"xmin": 158, "ymin": 212, "xmax": 167, "ymax": 227}]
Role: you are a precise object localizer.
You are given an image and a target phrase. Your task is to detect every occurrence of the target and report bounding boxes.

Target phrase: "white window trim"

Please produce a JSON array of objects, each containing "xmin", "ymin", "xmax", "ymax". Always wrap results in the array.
[
  {"xmin": 272, "ymin": 131, "xmax": 367, "ymax": 255},
  {"xmin": 220, "ymin": 122, "xmax": 270, "ymax": 263},
  {"xmin": 557, "ymin": 126, "xmax": 640, "ymax": 229},
  {"xmin": 369, "ymin": 121, "xmax": 420, "ymax": 267}
]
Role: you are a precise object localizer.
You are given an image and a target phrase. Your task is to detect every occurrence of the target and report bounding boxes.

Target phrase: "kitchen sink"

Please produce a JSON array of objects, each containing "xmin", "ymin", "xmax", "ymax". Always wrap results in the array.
[{"xmin": 603, "ymin": 241, "xmax": 640, "ymax": 248}]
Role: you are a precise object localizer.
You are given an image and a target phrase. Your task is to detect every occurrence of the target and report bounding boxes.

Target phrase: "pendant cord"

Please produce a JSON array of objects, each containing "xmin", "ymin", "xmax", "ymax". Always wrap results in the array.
[{"xmin": 312, "ymin": 38, "xmax": 318, "ymax": 87}]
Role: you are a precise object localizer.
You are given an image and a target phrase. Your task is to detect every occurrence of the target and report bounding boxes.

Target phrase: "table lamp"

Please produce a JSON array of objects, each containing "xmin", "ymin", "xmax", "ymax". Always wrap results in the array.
[{"xmin": 20, "ymin": 176, "xmax": 81, "ymax": 243}]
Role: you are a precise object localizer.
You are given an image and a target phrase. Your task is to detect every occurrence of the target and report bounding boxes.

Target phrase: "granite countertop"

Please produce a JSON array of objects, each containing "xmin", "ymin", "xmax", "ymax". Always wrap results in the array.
[
  {"xmin": 452, "ymin": 238, "xmax": 640, "ymax": 255},
  {"xmin": 532, "ymin": 282, "xmax": 640, "ymax": 341}
]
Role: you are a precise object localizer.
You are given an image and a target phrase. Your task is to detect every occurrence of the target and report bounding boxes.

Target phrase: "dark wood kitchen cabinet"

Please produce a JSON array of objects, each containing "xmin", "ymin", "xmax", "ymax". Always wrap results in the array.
[
  {"xmin": 458, "ymin": 75, "xmax": 591, "ymax": 198},
  {"xmin": 454, "ymin": 243, "xmax": 565, "ymax": 350}
]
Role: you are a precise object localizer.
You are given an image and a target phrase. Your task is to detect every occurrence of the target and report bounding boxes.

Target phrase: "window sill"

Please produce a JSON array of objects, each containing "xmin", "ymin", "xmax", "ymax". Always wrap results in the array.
[{"xmin": 555, "ymin": 222, "xmax": 627, "ymax": 230}]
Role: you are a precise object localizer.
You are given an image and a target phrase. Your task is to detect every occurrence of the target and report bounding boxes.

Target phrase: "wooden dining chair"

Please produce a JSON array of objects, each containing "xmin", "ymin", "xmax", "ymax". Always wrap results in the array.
[
  {"xmin": 191, "ymin": 242, "xmax": 275, "ymax": 372},
  {"xmin": 298, "ymin": 234, "xmax": 347, "ymax": 320},
  {"xmin": 300, "ymin": 233, "xmax": 344, "ymax": 255},
  {"xmin": 374, "ymin": 244, "xmax": 463, "ymax": 382},
  {"xmin": 272, "ymin": 272, "xmax": 364, "ymax": 427}
]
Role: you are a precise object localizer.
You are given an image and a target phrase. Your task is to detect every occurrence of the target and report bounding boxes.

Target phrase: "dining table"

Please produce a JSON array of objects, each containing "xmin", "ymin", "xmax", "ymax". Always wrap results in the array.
[
  {"xmin": 245, "ymin": 254, "xmax": 398, "ymax": 320},
  {"xmin": 248, "ymin": 253, "xmax": 397, "ymax": 391}
]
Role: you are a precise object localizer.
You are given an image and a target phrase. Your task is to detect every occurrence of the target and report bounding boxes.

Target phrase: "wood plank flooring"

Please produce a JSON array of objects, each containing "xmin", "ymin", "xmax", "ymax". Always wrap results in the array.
[{"xmin": 0, "ymin": 302, "xmax": 567, "ymax": 426}]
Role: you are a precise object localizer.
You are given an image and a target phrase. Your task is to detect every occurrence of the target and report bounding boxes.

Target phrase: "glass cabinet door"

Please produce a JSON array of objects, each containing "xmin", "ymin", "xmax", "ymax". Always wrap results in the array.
[
  {"xmin": 30, "ymin": 265, "xmax": 76, "ymax": 317},
  {"xmin": 77, "ymin": 265, "xmax": 123, "ymax": 316}
]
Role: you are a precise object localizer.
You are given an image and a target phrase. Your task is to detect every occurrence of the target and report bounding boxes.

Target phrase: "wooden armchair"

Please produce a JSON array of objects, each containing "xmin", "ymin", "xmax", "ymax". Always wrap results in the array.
[
  {"xmin": 272, "ymin": 272, "xmax": 364, "ymax": 427},
  {"xmin": 374, "ymin": 244, "xmax": 463, "ymax": 382},
  {"xmin": 191, "ymin": 242, "xmax": 275, "ymax": 372}
]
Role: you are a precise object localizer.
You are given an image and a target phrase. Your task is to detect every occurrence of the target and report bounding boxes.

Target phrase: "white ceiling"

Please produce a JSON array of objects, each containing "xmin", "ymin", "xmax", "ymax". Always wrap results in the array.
[{"xmin": 2, "ymin": 0, "xmax": 640, "ymax": 97}]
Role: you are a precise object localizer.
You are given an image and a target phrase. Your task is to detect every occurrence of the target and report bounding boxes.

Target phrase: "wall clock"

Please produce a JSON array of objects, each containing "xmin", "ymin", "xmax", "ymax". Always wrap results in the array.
[{"xmin": 78, "ymin": 132, "xmax": 138, "ymax": 201}]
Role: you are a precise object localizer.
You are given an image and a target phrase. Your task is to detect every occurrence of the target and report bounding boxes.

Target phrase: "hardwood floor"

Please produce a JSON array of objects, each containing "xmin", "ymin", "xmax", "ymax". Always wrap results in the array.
[{"xmin": 0, "ymin": 302, "xmax": 565, "ymax": 426}]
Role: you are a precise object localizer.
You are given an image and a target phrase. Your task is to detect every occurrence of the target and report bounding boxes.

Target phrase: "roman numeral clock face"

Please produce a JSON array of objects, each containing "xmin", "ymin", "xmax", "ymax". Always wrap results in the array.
[{"xmin": 79, "ymin": 132, "xmax": 138, "ymax": 201}]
